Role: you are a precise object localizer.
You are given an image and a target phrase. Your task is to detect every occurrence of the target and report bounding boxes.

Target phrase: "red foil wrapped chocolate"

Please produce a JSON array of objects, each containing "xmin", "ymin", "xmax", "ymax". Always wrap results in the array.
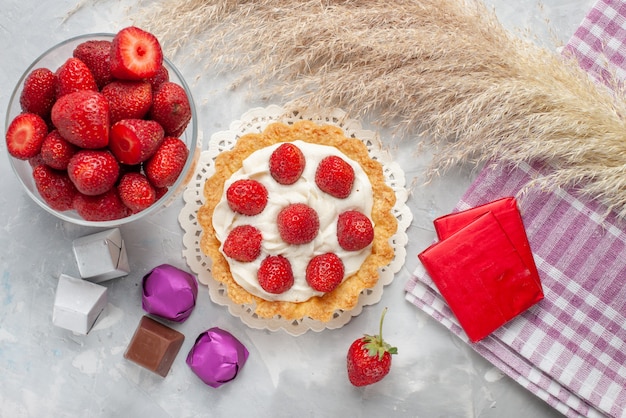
[
  {"xmin": 419, "ymin": 198, "xmax": 544, "ymax": 342},
  {"xmin": 142, "ymin": 264, "xmax": 198, "ymax": 322},
  {"xmin": 433, "ymin": 197, "xmax": 542, "ymax": 290},
  {"xmin": 186, "ymin": 328, "xmax": 249, "ymax": 388}
]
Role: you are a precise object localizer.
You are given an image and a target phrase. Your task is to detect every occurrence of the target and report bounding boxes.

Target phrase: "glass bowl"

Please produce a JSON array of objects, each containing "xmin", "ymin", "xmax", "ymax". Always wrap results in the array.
[{"xmin": 5, "ymin": 33, "xmax": 200, "ymax": 228}]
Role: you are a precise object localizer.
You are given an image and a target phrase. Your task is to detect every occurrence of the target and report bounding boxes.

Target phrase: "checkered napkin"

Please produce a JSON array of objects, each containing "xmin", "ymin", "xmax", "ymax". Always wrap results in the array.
[{"xmin": 404, "ymin": 1, "xmax": 626, "ymax": 417}]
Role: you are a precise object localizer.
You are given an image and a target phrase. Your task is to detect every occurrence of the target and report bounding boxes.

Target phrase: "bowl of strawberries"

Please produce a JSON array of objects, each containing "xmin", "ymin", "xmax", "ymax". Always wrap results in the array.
[{"xmin": 4, "ymin": 27, "xmax": 199, "ymax": 226}]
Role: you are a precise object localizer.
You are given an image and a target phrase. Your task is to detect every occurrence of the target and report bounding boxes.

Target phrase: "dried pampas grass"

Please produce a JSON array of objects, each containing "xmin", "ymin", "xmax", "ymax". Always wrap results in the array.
[{"xmin": 134, "ymin": 0, "xmax": 626, "ymax": 217}]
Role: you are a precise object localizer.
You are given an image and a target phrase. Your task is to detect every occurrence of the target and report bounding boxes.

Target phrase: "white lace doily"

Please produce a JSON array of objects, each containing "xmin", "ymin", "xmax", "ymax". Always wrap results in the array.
[{"xmin": 179, "ymin": 104, "xmax": 412, "ymax": 336}]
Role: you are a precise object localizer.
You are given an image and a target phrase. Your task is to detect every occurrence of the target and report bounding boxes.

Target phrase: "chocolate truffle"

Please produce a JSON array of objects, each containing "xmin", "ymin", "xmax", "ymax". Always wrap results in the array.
[
  {"xmin": 186, "ymin": 328, "xmax": 249, "ymax": 388},
  {"xmin": 142, "ymin": 264, "xmax": 198, "ymax": 322}
]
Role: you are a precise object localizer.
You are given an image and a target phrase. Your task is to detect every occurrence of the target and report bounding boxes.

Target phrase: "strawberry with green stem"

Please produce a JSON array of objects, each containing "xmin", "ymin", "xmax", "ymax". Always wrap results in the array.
[{"xmin": 346, "ymin": 307, "xmax": 397, "ymax": 386}]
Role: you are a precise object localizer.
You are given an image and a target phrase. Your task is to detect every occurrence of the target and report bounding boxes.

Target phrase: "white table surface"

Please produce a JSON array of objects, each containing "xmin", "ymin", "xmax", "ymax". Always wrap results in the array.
[{"xmin": 0, "ymin": 1, "xmax": 596, "ymax": 417}]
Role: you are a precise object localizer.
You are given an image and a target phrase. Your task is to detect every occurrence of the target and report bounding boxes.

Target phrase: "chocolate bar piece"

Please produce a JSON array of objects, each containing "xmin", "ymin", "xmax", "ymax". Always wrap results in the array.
[
  {"xmin": 419, "ymin": 211, "xmax": 543, "ymax": 342},
  {"xmin": 124, "ymin": 316, "xmax": 184, "ymax": 377}
]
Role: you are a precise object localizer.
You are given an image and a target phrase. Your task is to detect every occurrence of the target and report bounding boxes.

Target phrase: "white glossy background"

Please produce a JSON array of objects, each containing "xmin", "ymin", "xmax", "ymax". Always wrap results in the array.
[{"xmin": 0, "ymin": 1, "xmax": 595, "ymax": 417}]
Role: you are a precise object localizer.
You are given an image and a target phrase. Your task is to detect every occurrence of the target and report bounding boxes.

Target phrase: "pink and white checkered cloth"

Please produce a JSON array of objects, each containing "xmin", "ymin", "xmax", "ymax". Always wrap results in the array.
[{"xmin": 405, "ymin": 1, "xmax": 626, "ymax": 417}]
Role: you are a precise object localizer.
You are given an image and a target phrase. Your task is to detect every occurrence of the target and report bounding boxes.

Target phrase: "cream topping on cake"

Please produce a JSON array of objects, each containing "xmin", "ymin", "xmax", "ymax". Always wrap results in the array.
[{"xmin": 212, "ymin": 140, "xmax": 374, "ymax": 302}]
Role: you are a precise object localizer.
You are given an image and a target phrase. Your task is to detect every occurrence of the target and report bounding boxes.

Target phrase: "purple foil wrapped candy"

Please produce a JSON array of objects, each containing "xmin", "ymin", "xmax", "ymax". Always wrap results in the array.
[
  {"xmin": 186, "ymin": 327, "xmax": 249, "ymax": 388},
  {"xmin": 142, "ymin": 264, "xmax": 198, "ymax": 322}
]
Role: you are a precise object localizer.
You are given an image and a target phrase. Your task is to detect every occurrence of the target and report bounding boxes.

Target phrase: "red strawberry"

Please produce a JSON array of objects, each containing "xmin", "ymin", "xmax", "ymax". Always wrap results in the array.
[
  {"xmin": 154, "ymin": 186, "xmax": 168, "ymax": 200},
  {"xmin": 315, "ymin": 155, "xmax": 355, "ymax": 199},
  {"xmin": 101, "ymin": 80, "xmax": 152, "ymax": 123},
  {"xmin": 29, "ymin": 154, "xmax": 46, "ymax": 168},
  {"xmin": 144, "ymin": 137, "xmax": 189, "ymax": 188},
  {"xmin": 19, "ymin": 68, "xmax": 57, "ymax": 117},
  {"xmin": 110, "ymin": 26, "xmax": 163, "ymax": 80},
  {"xmin": 277, "ymin": 203, "xmax": 319, "ymax": 245},
  {"xmin": 226, "ymin": 179, "xmax": 268, "ymax": 216},
  {"xmin": 73, "ymin": 40, "xmax": 113, "ymax": 89},
  {"xmin": 109, "ymin": 119, "xmax": 164, "ymax": 165},
  {"xmin": 73, "ymin": 189, "xmax": 131, "ymax": 221},
  {"xmin": 117, "ymin": 172, "xmax": 156, "ymax": 212},
  {"xmin": 67, "ymin": 150, "xmax": 119, "ymax": 196},
  {"xmin": 40, "ymin": 130, "xmax": 78, "ymax": 170},
  {"xmin": 257, "ymin": 255, "xmax": 294, "ymax": 294},
  {"xmin": 346, "ymin": 308, "xmax": 397, "ymax": 387},
  {"xmin": 51, "ymin": 90, "xmax": 110, "ymax": 149},
  {"xmin": 147, "ymin": 65, "xmax": 169, "ymax": 91},
  {"xmin": 55, "ymin": 57, "xmax": 98, "ymax": 97},
  {"xmin": 5, "ymin": 113, "xmax": 48, "ymax": 160},
  {"xmin": 150, "ymin": 81, "xmax": 192, "ymax": 137},
  {"xmin": 269, "ymin": 142, "xmax": 305, "ymax": 185},
  {"xmin": 337, "ymin": 210, "xmax": 374, "ymax": 251},
  {"xmin": 32, "ymin": 164, "xmax": 78, "ymax": 211},
  {"xmin": 223, "ymin": 225, "xmax": 262, "ymax": 262},
  {"xmin": 306, "ymin": 253, "xmax": 345, "ymax": 292}
]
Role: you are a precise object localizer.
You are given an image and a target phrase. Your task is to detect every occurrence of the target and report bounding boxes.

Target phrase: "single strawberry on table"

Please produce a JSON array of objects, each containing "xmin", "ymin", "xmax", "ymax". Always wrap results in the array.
[
  {"xmin": 110, "ymin": 26, "xmax": 163, "ymax": 80},
  {"xmin": 73, "ymin": 39, "xmax": 113, "ymax": 89},
  {"xmin": 19, "ymin": 67, "xmax": 57, "ymax": 118},
  {"xmin": 50, "ymin": 90, "xmax": 110, "ymax": 149},
  {"xmin": 109, "ymin": 118, "xmax": 165, "ymax": 165},
  {"xmin": 5, "ymin": 112, "xmax": 48, "ymax": 160},
  {"xmin": 347, "ymin": 307, "xmax": 397, "ymax": 387}
]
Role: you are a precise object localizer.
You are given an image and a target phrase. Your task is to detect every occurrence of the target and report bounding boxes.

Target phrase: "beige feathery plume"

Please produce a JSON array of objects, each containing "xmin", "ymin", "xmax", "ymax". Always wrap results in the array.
[{"xmin": 134, "ymin": 0, "xmax": 626, "ymax": 217}]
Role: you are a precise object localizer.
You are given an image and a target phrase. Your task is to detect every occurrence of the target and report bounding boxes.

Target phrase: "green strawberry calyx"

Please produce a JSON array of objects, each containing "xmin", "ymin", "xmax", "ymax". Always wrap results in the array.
[{"xmin": 363, "ymin": 307, "xmax": 398, "ymax": 360}]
